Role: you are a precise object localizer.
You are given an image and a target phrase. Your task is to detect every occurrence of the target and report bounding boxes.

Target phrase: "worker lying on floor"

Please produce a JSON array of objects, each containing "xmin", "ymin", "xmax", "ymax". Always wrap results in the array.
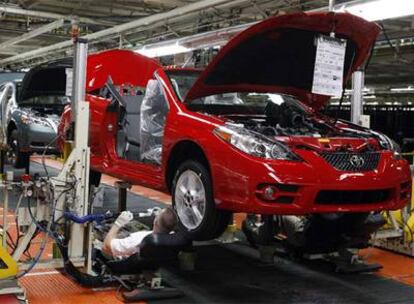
[{"xmin": 102, "ymin": 208, "xmax": 178, "ymax": 258}]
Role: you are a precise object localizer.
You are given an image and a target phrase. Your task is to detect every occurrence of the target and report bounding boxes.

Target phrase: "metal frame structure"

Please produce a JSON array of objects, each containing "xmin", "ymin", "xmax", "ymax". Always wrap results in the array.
[
  {"xmin": 0, "ymin": 0, "xmax": 349, "ymax": 69},
  {"xmin": 0, "ymin": 19, "xmax": 66, "ymax": 52},
  {"xmin": 351, "ymin": 70, "xmax": 365, "ymax": 125},
  {"xmin": 0, "ymin": 0, "xmax": 247, "ymax": 67},
  {"xmin": 10, "ymin": 38, "xmax": 91, "ymax": 269}
]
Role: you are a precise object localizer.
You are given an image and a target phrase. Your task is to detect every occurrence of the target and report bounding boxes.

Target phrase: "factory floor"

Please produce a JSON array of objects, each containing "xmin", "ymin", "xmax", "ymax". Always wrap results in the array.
[{"xmin": 1, "ymin": 157, "xmax": 414, "ymax": 303}]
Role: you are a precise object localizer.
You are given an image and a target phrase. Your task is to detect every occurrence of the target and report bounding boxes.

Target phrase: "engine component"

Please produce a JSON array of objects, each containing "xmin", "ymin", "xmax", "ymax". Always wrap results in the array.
[{"xmin": 242, "ymin": 213, "xmax": 386, "ymax": 254}]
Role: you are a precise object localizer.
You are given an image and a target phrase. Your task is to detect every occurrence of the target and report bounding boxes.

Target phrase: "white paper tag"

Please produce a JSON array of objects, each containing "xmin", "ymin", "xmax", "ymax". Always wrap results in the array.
[
  {"xmin": 312, "ymin": 35, "xmax": 347, "ymax": 97},
  {"xmin": 65, "ymin": 68, "xmax": 73, "ymax": 97}
]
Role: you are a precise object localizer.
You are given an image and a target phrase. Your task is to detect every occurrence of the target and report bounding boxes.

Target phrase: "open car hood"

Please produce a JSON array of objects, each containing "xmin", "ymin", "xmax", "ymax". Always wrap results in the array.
[
  {"xmin": 185, "ymin": 12, "xmax": 380, "ymax": 110},
  {"xmin": 20, "ymin": 50, "xmax": 161, "ymax": 101},
  {"xmin": 19, "ymin": 59, "xmax": 72, "ymax": 101}
]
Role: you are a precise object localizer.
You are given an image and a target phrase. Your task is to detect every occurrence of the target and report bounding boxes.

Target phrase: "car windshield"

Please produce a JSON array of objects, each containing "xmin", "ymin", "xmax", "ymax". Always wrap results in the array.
[
  {"xmin": 190, "ymin": 92, "xmax": 312, "ymax": 117},
  {"xmin": 164, "ymin": 69, "xmax": 200, "ymax": 101},
  {"xmin": 164, "ymin": 69, "xmax": 311, "ymax": 116},
  {"xmin": 19, "ymin": 95, "xmax": 70, "ymax": 107}
]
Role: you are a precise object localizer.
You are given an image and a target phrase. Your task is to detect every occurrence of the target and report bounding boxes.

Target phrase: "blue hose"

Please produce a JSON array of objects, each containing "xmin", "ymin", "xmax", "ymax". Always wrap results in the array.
[{"xmin": 63, "ymin": 212, "xmax": 111, "ymax": 224}]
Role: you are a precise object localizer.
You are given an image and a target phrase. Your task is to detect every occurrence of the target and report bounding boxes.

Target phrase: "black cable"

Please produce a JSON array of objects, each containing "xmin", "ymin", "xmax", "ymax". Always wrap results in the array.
[
  {"xmin": 334, "ymin": 88, "xmax": 346, "ymax": 124},
  {"xmin": 364, "ymin": 44, "xmax": 375, "ymax": 72},
  {"xmin": 379, "ymin": 22, "xmax": 411, "ymax": 63},
  {"xmin": 40, "ymin": 134, "xmax": 62, "ymax": 178},
  {"xmin": 55, "ymin": 239, "xmax": 107, "ymax": 288},
  {"xmin": 395, "ymin": 217, "xmax": 414, "ymax": 243},
  {"xmin": 15, "ymin": 198, "xmax": 49, "ymax": 277},
  {"xmin": 12, "ymin": 216, "xmax": 20, "ymax": 255},
  {"xmin": 15, "ymin": 194, "xmax": 59, "ymax": 279},
  {"xmin": 22, "ymin": 227, "xmax": 41, "ymax": 260}
]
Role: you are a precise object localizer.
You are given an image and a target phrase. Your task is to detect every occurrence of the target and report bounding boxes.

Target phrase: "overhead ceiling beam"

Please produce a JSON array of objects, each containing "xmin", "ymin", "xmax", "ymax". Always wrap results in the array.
[
  {"xmin": 17, "ymin": 0, "xmax": 39, "ymax": 9},
  {"xmin": 84, "ymin": 0, "xmax": 241, "ymax": 41},
  {"xmin": 0, "ymin": 4, "xmax": 115, "ymax": 26},
  {"xmin": 32, "ymin": 1, "xmax": 154, "ymax": 17},
  {"xmin": 0, "ymin": 0, "xmax": 245, "ymax": 67},
  {"xmin": 0, "ymin": 50, "xmax": 19, "ymax": 56},
  {"xmin": 0, "ymin": 19, "xmax": 66, "ymax": 51}
]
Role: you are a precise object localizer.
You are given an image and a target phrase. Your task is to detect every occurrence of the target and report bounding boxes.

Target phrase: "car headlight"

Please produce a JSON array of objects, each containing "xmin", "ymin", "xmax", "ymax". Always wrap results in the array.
[
  {"xmin": 21, "ymin": 114, "xmax": 51, "ymax": 128},
  {"xmin": 372, "ymin": 131, "xmax": 401, "ymax": 159},
  {"xmin": 213, "ymin": 124, "xmax": 300, "ymax": 161},
  {"xmin": 21, "ymin": 114, "xmax": 31, "ymax": 124}
]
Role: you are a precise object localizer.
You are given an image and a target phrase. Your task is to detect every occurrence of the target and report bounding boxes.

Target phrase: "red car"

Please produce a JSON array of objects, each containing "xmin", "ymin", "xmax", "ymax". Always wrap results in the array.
[{"xmin": 60, "ymin": 12, "xmax": 411, "ymax": 240}]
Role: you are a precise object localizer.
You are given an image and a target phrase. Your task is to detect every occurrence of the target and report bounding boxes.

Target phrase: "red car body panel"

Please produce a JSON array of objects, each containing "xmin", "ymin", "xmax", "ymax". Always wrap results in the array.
[
  {"xmin": 59, "ymin": 12, "xmax": 411, "ymax": 216},
  {"xmin": 86, "ymin": 49, "xmax": 161, "ymax": 92}
]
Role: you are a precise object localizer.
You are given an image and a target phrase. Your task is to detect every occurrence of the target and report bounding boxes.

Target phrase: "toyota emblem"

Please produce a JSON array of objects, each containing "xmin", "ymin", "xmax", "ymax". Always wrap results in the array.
[{"xmin": 349, "ymin": 155, "xmax": 365, "ymax": 168}]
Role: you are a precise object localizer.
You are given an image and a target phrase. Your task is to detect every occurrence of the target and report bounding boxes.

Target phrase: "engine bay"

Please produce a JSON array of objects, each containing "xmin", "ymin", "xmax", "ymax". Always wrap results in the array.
[
  {"xmin": 222, "ymin": 103, "xmax": 371, "ymax": 139},
  {"xmin": 220, "ymin": 101, "xmax": 384, "ymax": 153}
]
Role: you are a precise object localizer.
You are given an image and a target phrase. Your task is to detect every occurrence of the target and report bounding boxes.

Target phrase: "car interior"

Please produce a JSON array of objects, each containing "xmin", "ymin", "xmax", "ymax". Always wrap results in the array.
[{"xmin": 105, "ymin": 77, "xmax": 168, "ymax": 165}]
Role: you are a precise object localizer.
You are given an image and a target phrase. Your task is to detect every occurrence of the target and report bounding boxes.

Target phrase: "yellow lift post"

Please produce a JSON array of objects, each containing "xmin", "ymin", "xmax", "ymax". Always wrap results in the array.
[
  {"xmin": 374, "ymin": 152, "xmax": 414, "ymax": 255},
  {"xmin": 0, "ymin": 236, "xmax": 18, "ymax": 279}
]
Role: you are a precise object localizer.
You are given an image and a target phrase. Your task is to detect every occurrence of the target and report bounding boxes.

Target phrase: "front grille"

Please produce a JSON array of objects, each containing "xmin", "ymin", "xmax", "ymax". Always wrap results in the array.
[
  {"xmin": 320, "ymin": 152, "xmax": 380, "ymax": 172},
  {"xmin": 315, "ymin": 189, "xmax": 392, "ymax": 205}
]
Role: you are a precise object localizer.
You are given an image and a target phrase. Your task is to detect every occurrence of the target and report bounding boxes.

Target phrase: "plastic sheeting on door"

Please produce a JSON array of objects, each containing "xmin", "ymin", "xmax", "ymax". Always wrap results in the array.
[{"xmin": 140, "ymin": 79, "xmax": 168, "ymax": 164}]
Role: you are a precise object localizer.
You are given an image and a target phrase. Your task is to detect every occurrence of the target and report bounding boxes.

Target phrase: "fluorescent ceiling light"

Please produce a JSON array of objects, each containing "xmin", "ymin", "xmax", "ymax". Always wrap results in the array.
[
  {"xmin": 336, "ymin": 0, "xmax": 414, "ymax": 21},
  {"xmin": 136, "ymin": 42, "xmax": 191, "ymax": 58},
  {"xmin": 390, "ymin": 86, "xmax": 414, "ymax": 92},
  {"xmin": 134, "ymin": 22, "xmax": 253, "ymax": 59}
]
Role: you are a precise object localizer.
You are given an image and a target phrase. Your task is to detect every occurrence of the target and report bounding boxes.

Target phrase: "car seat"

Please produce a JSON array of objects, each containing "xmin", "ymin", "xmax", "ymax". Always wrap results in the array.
[{"xmin": 120, "ymin": 94, "xmax": 144, "ymax": 161}]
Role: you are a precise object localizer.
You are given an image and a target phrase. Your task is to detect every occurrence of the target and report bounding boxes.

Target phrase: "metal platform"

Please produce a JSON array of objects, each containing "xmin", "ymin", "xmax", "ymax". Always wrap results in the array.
[{"xmin": 0, "ymin": 279, "xmax": 26, "ymax": 303}]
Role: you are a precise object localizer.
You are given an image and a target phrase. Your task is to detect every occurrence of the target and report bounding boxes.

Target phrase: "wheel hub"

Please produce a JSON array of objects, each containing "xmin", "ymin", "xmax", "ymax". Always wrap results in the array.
[{"xmin": 174, "ymin": 170, "xmax": 206, "ymax": 230}]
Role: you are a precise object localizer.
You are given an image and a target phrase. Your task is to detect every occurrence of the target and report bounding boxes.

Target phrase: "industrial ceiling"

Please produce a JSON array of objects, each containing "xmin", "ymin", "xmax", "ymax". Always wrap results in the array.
[{"xmin": 0, "ymin": 0, "xmax": 413, "ymax": 90}]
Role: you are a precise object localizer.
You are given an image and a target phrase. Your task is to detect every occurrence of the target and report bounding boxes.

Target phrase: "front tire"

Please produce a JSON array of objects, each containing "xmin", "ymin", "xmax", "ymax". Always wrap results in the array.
[
  {"xmin": 172, "ymin": 160, "xmax": 231, "ymax": 241},
  {"xmin": 8, "ymin": 129, "xmax": 30, "ymax": 169}
]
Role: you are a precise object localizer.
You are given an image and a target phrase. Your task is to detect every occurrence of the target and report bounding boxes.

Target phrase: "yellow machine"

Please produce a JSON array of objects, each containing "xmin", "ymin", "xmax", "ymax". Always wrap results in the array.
[
  {"xmin": 375, "ymin": 153, "xmax": 414, "ymax": 255},
  {"xmin": 0, "ymin": 235, "xmax": 18, "ymax": 279},
  {"xmin": 385, "ymin": 208, "xmax": 414, "ymax": 242}
]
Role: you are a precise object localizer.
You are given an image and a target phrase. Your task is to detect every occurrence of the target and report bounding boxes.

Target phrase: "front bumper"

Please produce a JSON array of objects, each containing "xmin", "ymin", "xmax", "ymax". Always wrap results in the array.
[
  {"xmin": 212, "ymin": 149, "xmax": 412, "ymax": 215},
  {"xmin": 19, "ymin": 123, "xmax": 58, "ymax": 154}
]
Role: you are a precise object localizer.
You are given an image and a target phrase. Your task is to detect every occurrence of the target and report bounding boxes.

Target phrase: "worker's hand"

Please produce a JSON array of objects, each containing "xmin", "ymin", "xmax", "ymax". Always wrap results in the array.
[{"xmin": 114, "ymin": 211, "xmax": 133, "ymax": 228}]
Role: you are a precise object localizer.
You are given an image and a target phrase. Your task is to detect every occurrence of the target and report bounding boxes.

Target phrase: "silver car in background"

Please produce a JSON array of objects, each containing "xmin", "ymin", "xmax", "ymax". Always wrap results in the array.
[{"xmin": 0, "ymin": 63, "xmax": 70, "ymax": 169}]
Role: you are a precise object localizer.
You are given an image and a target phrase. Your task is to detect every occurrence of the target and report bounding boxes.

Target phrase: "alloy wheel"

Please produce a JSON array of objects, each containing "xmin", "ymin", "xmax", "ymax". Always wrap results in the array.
[{"xmin": 174, "ymin": 170, "xmax": 206, "ymax": 230}]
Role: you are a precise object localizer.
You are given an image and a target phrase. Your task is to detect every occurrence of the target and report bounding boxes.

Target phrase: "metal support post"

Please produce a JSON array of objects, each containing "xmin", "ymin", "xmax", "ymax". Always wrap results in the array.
[
  {"xmin": 328, "ymin": 0, "xmax": 335, "ymax": 12},
  {"xmin": 71, "ymin": 38, "xmax": 87, "ymax": 123},
  {"xmin": 67, "ymin": 38, "xmax": 90, "ymax": 259},
  {"xmin": 350, "ymin": 70, "xmax": 364, "ymax": 125},
  {"xmin": 218, "ymin": 214, "xmax": 238, "ymax": 243},
  {"xmin": 116, "ymin": 181, "xmax": 131, "ymax": 212}
]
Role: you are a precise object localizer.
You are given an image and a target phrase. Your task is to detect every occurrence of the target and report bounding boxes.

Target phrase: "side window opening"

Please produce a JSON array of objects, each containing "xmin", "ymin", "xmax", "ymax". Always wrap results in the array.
[
  {"xmin": 104, "ymin": 75, "xmax": 169, "ymax": 165},
  {"xmin": 111, "ymin": 81, "xmax": 146, "ymax": 162}
]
